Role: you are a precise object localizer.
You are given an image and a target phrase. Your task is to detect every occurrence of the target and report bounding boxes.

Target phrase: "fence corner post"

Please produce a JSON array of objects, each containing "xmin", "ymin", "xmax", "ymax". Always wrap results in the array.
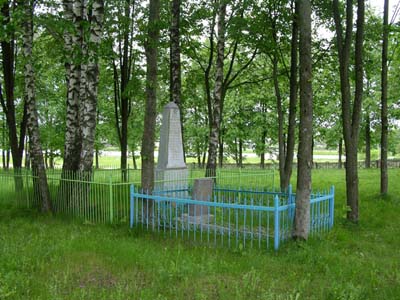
[
  {"xmin": 130, "ymin": 184, "xmax": 135, "ymax": 228},
  {"xmin": 274, "ymin": 195, "xmax": 280, "ymax": 251},
  {"xmin": 109, "ymin": 176, "xmax": 114, "ymax": 224},
  {"xmin": 329, "ymin": 185, "xmax": 335, "ymax": 228}
]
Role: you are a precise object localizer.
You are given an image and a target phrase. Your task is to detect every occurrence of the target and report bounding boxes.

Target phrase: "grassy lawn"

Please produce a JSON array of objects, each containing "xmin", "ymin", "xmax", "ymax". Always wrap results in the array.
[{"xmin": 1, "ymin": 169, "xmax": 399, "ymax": 299}]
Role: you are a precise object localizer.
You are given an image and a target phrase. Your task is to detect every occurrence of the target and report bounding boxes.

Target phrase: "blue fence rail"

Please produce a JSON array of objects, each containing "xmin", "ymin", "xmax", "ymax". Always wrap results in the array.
[{"xmin": 130, "ymin": 185, "xmax": 335, "ymax": 250}]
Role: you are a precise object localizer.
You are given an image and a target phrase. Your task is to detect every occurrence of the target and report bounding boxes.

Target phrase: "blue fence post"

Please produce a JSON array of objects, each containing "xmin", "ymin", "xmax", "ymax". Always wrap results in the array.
[
  {"xmin": 130, "ymin": 184, "xmax": 135, "ymax": 228},
  {"xmin": 274, "ymin": 195, "xmax": 280, "ymax": 250},
  {"xmin": 329, "ymin": 185, "xmax": 335, "ymax": 228}
]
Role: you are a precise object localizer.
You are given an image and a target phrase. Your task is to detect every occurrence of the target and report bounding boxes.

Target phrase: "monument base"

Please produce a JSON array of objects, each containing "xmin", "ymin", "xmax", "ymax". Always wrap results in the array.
[
  {"xmin": 179, "ymin": 213, "xmax": 215, "ymax": 226},
  {"xmin": 155, "ymin": 167, "xmax": 189, "ymax": 198}
]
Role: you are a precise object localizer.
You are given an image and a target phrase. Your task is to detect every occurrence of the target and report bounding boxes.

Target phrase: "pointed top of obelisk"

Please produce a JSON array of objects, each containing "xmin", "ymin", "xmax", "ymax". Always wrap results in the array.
[{"xmin": 165, "ymin": 102, "xmax": 179, "ymax": 109}]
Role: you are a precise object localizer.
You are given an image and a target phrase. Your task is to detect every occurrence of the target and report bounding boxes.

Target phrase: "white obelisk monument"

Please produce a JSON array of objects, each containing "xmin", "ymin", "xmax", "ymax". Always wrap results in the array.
[{"xmin": 155, "ymin": 102, "xmax": 188, "ymax": 193}]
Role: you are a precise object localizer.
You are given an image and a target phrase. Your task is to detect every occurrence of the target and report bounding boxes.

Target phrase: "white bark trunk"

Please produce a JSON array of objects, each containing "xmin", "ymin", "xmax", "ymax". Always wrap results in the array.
[
  {"xmin": 79, "ymin": 0, "xmax": 104, "ymax": 172},
  {"xmin": 205, "ymin": 1, "xmax": 226, "ymax": 178},
  {"xmin": 22, "ymin": 0, "xmax": 52, "ymax": 213},
  {"xmin": 63, "ymin": 0, "xmax": 83, "ymax": 171}
]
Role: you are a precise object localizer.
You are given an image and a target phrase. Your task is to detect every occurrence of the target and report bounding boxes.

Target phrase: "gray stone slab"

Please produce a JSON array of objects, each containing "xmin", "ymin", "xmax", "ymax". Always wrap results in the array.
[{"xmin": 189, "ymin": 178, "xmax": 213, "ymax": 216}]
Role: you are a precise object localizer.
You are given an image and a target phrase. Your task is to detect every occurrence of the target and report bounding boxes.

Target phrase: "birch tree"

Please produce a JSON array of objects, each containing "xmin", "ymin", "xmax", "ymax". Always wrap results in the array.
[
  {"xmin": 205, "ymin": 0, "xmax": 226, "ymax": 178},
  {"xmin": 62, "ymin": 0, "xmax": 81, "ymax": 172},
  {"xmin": 62, "ymin": 0, "xmax": 104, "ymax": 175},
  {"xmin": 22, "ymin": 0, "xmax": 52, "ymax": 212},
  {"xmin": 79, "ymin": 0, "xmax": 104, "ymax": 173}
]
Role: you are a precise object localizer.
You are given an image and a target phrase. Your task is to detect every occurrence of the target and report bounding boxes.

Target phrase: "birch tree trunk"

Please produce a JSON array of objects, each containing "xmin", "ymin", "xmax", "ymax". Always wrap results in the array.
[
  {"xmin": 204, "ymin": 7, "xmax": 216, "ymax": 150},
  {"xmin": 380, "ymin": 0, "xmax": 389, "ymax": 195},
  {"xmin": 62, "ymin": 0, "xmax": 104, "ymax": 175},
  {"xmin": 79, "ymin": 0, "xmax": 104, "ymax": 173},
  {"xmin": 293, "ymin": 0, "xmax": 312, "ymax": 240},
  {"xmin": 79, "ymin": 1, "xmax": 88, "ymax": 135},
  {"xmin": 62, "ymin": 0, "xmax": 82, "ymax": 172},
  {"xmin": 63, "ymin": 0, "xmax": 73, "ymax": 98},
  {"xmin": 141, "ymin": 0, "xmax": 160, "ymax": 192},
  {"xmin": 22, "ymin": 0, "xmax": 52, "ymax": 213},
  {"xmin": 205, "ymin": 0, "xmax": 226, "ymax": 178}
]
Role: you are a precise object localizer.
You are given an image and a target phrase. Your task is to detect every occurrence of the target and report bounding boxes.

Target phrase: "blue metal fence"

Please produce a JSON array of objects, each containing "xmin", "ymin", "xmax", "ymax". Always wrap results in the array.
[{"xmin": 129, "ymin": 185, "xmax": 334, "ymax": 250}]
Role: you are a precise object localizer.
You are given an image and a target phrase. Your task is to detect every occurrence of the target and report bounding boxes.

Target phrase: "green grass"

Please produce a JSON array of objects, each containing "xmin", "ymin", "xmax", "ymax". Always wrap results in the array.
[{"xmin": 1, "ymin": 169, "xmax": 400, "ymax": 299}]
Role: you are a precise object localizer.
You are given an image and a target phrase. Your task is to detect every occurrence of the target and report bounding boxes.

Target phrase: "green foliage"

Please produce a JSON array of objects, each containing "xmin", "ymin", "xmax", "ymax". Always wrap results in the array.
[{"xmin": 2, "ymin": 0, "xmax": 399, "ymax": 168}]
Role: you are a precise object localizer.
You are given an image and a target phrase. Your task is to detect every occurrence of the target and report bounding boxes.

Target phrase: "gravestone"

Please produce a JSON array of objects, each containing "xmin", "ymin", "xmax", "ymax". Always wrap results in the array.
[
  {"xmin": 155, "ymin": 102, "xmax": 188, "ymax": 195},
  {"xmin": 189, "ymin": 178, "xmax": 213, "ymax": 216}
]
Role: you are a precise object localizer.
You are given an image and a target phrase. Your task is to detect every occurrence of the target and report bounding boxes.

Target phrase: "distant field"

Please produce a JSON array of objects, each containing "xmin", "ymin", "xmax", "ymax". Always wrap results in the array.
[
  {"xmin": 91, "ymin": 149, "xmax": 399, "ymax": 167},
  {"xmin": 1, "ymin": 149, "xmax": 399, "ymax": 169}
]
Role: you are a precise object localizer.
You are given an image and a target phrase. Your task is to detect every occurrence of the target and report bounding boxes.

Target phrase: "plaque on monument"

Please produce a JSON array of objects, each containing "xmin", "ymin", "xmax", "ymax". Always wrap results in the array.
[{"xmin": 155, "ymin": 102, "xmax": 188, "ymax": 196}]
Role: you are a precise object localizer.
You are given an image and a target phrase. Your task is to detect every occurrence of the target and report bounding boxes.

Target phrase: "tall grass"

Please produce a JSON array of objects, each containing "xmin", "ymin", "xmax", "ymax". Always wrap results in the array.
[{"xmin": 0, "ymin": 168, "xmax": 399, "ymax": 299}]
